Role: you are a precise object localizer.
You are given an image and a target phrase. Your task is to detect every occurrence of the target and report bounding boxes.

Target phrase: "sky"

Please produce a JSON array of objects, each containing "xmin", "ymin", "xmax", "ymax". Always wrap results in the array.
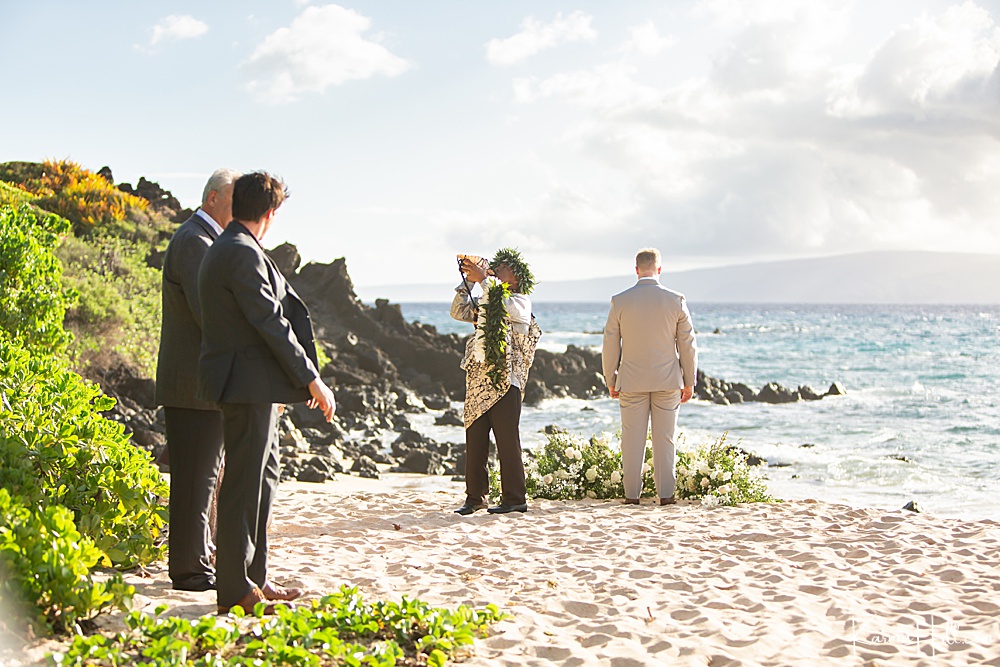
[{"xmin": 1, "ymin": 0, "xmax": 999, "ymax": 288}]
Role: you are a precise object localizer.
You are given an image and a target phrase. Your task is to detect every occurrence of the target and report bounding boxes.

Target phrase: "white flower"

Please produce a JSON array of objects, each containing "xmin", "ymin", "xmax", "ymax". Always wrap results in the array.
[
  {"xmin": 677, "ymin": 466, "xmax": 689, "ymax": 477},
  {"xmin": 641, "ymin": 463, "xmax": 651, "ymax": 475},
  {"xmin": 717, "ymin": 484, "xmax": 732, "ymax": 495},
  {"xmin": 701, "ymin": 495, "xmax": 719, "ymax": 507},
  {"xmin": 686, "ymin": 479, "xmax": 697, "ymax": 492},
  {"xmin": 610, "ymin": 470, "xmax": 622, "ymax": 484},
  {"xmin": 542, "ymin": 474, "xmax": 553, "ymax": 485},
  {"xmin": 564, "ymin": 447, "xmax": 580, "ymax": 461},
  {"xmin": 586, "ymin": 491, "xmax": 596, "ymax": 499},
  {"xmin": 696, "ymin": 461, "xmax": 710, "ymax": 476},
  {"xmin": 700, "ymin": 477, "xmax": 710, "ymax": 488},
  {"xmin": 712, "ymin": 469, "xmax": 723, "ymax": 481},
  {"xmin": 717, "ymin": 495, "xmax": 730, "ymax": 506},
  {"xmin": 585, "ymin": 467, "xmax": 598, "ymax": 482},
  {"xmin": 723, "ymin": 471, "xmax": 732, "ymax": 481}
]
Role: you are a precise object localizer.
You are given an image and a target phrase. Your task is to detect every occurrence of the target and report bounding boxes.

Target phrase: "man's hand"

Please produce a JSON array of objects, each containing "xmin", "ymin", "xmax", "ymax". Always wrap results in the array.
[
  {"xmin": 681, "ymin": 386, "xmax": 693, "ymax": 403},
  {"xmin": 306, "ymin": 378, "xmax": 336, "ymax": 422},
  {"xmin": 609, "ymin": 387, "xmax": 620, "ymax": 399},
  {"xmin": 461, "ymin": 258, "xmax": 489, "ymax": 284}
]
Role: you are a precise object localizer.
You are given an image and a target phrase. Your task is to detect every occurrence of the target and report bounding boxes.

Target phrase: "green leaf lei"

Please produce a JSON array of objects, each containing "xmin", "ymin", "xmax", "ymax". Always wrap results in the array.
[{"xmin": 480, "ymin": 279, "xmax": 512, "ymax": 392}]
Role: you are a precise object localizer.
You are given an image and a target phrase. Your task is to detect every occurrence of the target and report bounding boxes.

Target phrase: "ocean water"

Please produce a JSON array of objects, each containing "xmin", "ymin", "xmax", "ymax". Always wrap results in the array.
[{"xmin": 396, "ymin": 302, "xmax": 1000, "ymax": 520}]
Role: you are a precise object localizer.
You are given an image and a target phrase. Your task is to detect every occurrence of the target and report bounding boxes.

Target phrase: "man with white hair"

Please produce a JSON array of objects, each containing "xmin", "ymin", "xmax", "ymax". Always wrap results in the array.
[
  {"xmin": 155, "ymin": 168, "xmax": 240, "ymax": 591},
  {"xmin": 602, "ymin": 247, "xmax": 698, "ymax": 506}
]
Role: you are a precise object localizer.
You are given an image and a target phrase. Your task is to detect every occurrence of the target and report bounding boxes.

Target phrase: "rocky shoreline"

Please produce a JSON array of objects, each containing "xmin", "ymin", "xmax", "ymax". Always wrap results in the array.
[
  {"xmin": 86, "ymin": 171, "xmax": 843, "ymax": 485},
  {"xmin": 95, "ymin": 239, "xmax": 843, "ymax": 486}
]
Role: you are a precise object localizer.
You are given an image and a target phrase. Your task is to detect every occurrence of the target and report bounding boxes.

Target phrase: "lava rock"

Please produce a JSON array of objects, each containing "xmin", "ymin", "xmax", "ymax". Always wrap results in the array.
[
  {"xmin": 435, "ymin": 408, "xmax": 464, "ymax": 426},
  {"xmin": 756, "ymin": 382, "xmax": 800, "ymax": 404}
]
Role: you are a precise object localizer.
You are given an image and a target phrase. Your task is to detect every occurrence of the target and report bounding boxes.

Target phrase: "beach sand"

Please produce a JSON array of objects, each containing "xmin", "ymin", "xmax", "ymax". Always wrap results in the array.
[{"xmin": 5, "ymin": 474, "xmax": 999, "ymax": 666}]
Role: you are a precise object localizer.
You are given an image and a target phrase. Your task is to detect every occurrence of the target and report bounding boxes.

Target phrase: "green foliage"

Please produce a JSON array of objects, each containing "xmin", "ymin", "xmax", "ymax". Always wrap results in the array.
[
  {"xmin": 479, "ymin": 279, "xmax": 511, "ymax": 392},
  {"xmin": 0, "ymin": 180, "xmax": 36, "ymax": 207},
  {"xmin": 51, "ymin": 586, "xmax": 508, "ymax": 666},
  {"xmin": 0, "ymin": 489, "xmax": 134, "ymax": 633},
  {"xmin": 57, "ymin": 234, "xmax": 162, "ymax": 376},
  {"xmin": 0, "ymin": 204, "xmax": 76, "ymax": 355},
  {"xmin": 493, "ymin": 430, "xmax": 777, "ymax": 507},
  {"xmin": 0, "ymin": 339, "xmax": 168, "ymax": 567}
]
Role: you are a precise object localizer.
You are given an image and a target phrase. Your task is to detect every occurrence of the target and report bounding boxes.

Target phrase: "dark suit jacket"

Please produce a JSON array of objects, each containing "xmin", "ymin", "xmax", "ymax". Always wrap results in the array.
[
  {"xmin": 155, "ymin": 213, "xmax": 220, "ymax": 410},
  {"xmin": 196, "ymin": 221, "xmax": 320, "ymax": 405}
]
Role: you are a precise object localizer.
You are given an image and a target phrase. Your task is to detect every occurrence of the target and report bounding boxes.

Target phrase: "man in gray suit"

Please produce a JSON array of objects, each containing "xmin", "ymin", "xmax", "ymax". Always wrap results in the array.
[
  {"xmin": 155, "ymin": 168, "xmax": 240, "ymax": 592},
  {"xmin": 198, "ymin": 171, "xmax": 335, "ymax": 614},
  {"xmin": 602, "ymin": 248, "xmax": 697, "ymax": 506}
]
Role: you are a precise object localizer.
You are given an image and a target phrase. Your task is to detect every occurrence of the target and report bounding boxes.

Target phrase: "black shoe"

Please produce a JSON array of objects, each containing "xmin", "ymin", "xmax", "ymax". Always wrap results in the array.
[
  {"xmin": 455, "ymin": 502, "xmax": 488, "ymax": 516},
  {"xmin": 487, "ymin": 503, "xmax": 528, "ymax": 514},
  {"xmin": 173, "ymin": 575, "xmax": 217, "ymax": 592}
]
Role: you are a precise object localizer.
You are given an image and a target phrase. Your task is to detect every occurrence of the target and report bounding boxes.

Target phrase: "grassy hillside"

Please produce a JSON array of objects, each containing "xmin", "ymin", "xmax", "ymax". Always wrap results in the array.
[{"xmin": 0, "ymin": 160, "xmax": 174, "ymax": 377}]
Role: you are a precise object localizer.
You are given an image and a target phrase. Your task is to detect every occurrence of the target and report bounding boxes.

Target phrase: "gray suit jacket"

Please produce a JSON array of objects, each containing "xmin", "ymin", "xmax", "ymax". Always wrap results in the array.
[
  {"xmin": 602, "ymin": 278, "xmax": 698, "ymax": 392},
  {"xmin": 155, "ymin": 213, "xmax": 219, "ymax": 410},
  {"xmin": 196, "ymin": 221, "xmax": 320, "ymax": 405}
]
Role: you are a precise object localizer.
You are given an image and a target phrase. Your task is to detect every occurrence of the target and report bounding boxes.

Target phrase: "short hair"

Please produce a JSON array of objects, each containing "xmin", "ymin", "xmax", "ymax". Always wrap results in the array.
[
  {"xmin": 201, "ymin": 168, "xmax": 241, "ymax": 205},
  {"xmin": 635, "ymin": 247, "xmax": 661, "ymax": 272},
  {"xmin": 231, "ymin": 171, "xmax": 289, "ymax": 222}
]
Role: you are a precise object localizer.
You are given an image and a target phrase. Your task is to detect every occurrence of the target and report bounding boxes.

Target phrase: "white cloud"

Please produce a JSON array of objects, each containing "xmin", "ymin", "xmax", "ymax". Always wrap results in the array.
[
  {"xmin": 244, "ymin": 4, "xmax": 410, "ymax": 103},
  {"xmin": 486, "ymin": 11, "xmax": 597, "ymax": 65},
  {"xmin": 149, "ymin": 15, "xmax": 208, "ymax": 46},
  {"xmin": 496, "ymin": 1, "xmax": 1000, "ymax": 261},
  {"xmin": 619, "ymin": 21, "xmax": 674, "ymax": 57}
]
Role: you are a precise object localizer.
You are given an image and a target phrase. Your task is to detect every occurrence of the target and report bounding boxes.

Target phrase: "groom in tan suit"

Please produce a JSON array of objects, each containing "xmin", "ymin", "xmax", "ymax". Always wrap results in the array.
[{"xmin": 602, "ymin": 248, "xmax": 698, "ymax": 505}]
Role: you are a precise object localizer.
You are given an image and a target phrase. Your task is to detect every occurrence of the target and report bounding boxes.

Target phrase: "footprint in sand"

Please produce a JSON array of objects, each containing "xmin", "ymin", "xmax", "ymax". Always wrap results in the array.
[
  {"xmin": 560, "ymin": 600, "xmax": 601, "ymax": 618},
  {"xmin": 627, "ymin": 569, "xmax": 655, "ymax": 580}
]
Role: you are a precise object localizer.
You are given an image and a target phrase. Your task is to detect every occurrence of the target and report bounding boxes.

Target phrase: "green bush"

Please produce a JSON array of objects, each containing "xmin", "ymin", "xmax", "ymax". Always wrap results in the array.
[
  {"xmin": 0, "ymin": 339, "xmax": 168, "ymax": 567},
  {"xmin": 0, "ymin": 181, "xmax": 35, "ymax": 207},
  {"xmin": 0, "ymin": 489, "xmax": 134, "ymax": 633},
  {"xmin": 494, "ymin": 430, "xmax": 776, "ymax": 507},
  {"xmin": 0, "ymin": 204, "xmax": 76, "ymax": 355},
  {"xmin": 57, "ymin": 233, "xmax": 162, "ymax": 376},
  {"xmin": 51, "ymin": 586, "xmax": 507, "ymax": 666}
]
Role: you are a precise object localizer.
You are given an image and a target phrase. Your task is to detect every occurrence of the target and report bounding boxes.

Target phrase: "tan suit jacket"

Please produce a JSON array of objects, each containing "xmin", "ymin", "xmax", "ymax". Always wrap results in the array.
[{"xmin": 602, "ymin": 278, "xmax": 697, "ymax": 392}]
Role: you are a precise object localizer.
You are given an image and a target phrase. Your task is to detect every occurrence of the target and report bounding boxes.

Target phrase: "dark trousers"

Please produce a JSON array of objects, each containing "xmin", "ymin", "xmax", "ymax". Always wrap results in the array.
[
  {"xmin": 216, "ymin": 403, "xmax": 279, "ymax": 607},
  {"xmin": 465, "ymin": 385, "xmax": 526, "ymax": 506},
  {"xmin": 164, "ymin": 407, "xmax": 224, "ymax": 589}
]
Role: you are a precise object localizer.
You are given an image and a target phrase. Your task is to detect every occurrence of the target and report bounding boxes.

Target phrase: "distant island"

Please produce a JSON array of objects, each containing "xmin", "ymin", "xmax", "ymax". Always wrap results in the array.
[{"xmin": 356, "ymin": 251, "xmax": 1000, "ymax": 304}]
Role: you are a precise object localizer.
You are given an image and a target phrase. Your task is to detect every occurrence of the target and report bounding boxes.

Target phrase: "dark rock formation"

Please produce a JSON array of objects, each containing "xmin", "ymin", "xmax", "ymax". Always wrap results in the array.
[
  {"xmin": 118, "ymin": 176, "xmax": 185, "ymax": 221},
  {"xmin": 756, "ymin": 382, "xmax": 800, "ymax": 404},
  {"xmin": 695, "ymin": 370, "xmax": 843, "ymax": 406}
]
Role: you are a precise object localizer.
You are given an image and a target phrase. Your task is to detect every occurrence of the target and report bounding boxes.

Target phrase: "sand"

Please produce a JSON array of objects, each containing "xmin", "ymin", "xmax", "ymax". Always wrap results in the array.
[{"xmin": 4, "ymin": 475, "xmax": 999, "ymax": 666}]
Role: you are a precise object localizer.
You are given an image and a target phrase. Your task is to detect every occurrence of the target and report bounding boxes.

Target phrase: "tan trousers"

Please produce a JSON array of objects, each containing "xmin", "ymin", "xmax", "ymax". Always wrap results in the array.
[{"xmin": 619, "ymin": 390, "xmax": 681, "ymax": 500}]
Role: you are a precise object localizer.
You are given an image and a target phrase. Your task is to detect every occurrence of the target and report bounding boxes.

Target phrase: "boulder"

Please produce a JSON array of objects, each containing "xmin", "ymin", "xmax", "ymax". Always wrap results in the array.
[
  {"xmin": 902, "ymin": 500, "xmax": 923, "ymax": 513},
  {"xmin": 756, "ymin": 382, "xmax": 800, "ymax": 404},
  {"xmin": 435, "ymin": 408, "xmax": 464, "ymax": 426},
  {"xmin": 351, "ymin": 455, "xmax": 380, "ymax": 479},
  {"xmin": 799, "ymin": 385, "xmax": 824, "ymax": 401},
  {"xmin": 399, "ymin": 449, "xmax": 446, "ymax": 475},
  {"xmin": 826, "ymin": 382, "xmax": 847, "ymax": 396}
]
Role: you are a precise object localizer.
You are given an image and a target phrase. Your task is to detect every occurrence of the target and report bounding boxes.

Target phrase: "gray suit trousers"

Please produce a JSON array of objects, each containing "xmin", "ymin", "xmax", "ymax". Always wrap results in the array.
[
  {"xmin": 165, "ymin": 407, "xmax": 224, "ymax": 589},
  {"xmin": 619, "ymin": 390, "xmax": 681, "ymax": 500},
  {"xmin": 216, "ymin": 403, "xmax": 279, "ymax": 607}
]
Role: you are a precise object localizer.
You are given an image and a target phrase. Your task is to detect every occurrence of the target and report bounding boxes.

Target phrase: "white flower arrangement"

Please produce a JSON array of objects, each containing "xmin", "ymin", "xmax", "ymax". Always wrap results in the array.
[{"xmin": 496, "ymin": 431, "xmax": 775, "ymax": 508}]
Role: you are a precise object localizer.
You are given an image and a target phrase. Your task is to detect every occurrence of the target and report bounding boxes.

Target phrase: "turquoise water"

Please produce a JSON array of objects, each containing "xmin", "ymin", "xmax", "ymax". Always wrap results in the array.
[{"xmin": 398, "ymin": 302, "xmax": 1000, "ymax": 520}]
